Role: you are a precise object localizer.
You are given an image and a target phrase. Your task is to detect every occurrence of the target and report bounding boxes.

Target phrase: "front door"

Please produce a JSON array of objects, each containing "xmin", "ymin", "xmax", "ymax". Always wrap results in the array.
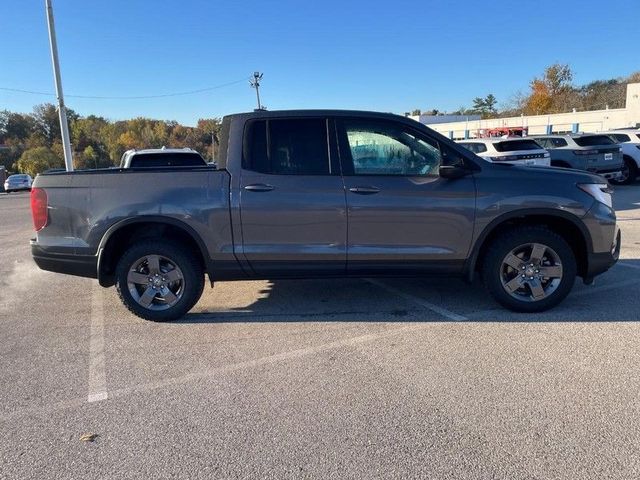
[
  {"xmin": 336, "ymin": 118, "xmax": 476, "ymax": 274},
  {"xmin": 239, "ymin": 117, "xmax": 347, "ymax": 276}
]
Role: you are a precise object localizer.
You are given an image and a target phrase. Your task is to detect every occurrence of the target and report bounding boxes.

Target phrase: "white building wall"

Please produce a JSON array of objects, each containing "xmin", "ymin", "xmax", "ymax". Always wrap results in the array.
[{"xmin": 421, "ymin": 83, "xmax": 640, "ymax": 139}]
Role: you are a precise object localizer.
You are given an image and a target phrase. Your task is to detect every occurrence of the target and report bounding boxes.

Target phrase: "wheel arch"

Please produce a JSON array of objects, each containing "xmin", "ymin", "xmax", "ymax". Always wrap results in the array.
[
  {"xmin": 465, "ymin": 209, "xmax": 593, "ymax": 282},
  {"xmin": 97, "ymin": 216, "xmax": 210, "ymax": 287}
]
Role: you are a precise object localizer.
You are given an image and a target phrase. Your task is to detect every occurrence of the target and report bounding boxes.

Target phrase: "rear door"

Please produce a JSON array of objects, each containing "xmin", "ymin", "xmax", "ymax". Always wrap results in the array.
[
  {"xmin": 336, "ymin": 118, "xmax": 476, "ymax": 274},
  {"xmin": 238, "ymin": 117, "xmax": 347, "ymax": 276}
]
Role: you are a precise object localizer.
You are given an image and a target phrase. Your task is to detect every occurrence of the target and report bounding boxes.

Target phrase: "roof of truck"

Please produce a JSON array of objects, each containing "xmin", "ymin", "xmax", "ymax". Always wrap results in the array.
[{"xmin": 223, "ymin": 109, "xmax": 416, "ymax": 123}]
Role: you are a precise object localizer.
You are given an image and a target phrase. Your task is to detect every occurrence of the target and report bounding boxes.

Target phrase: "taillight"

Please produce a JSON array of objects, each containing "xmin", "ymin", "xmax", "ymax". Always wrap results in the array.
[
  {"xmin": 573, "ymin": 150, "xmax": 597, "ymax": 156},
  {"xmin": 31, "ymin": 188, "xmax": 48, "ymax": 231}
]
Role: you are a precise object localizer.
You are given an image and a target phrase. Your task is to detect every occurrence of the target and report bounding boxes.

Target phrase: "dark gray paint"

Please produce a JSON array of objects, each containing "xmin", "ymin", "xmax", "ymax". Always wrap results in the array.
[{"xmin": 32, "ymin": 110, "xmax": 619, "ymax": 285}]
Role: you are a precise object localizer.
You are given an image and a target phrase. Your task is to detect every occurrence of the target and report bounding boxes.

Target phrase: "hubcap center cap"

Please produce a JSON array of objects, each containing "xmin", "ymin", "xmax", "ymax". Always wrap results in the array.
[{"xmin": 524, "ymin": 266, "xmax": 536, "ymax": 277}]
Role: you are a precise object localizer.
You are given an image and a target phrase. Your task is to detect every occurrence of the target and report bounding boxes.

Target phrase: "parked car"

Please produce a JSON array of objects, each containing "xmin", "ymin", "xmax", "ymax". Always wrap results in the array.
[
  {"xmin": 4, "ymin": 174, "xmax": 33, "ymax": 192},
  {"xmin": 30, "ymin": 110, "xmax": 620, "ymax": 321},
  {"xmin": 605, "ymin": 130, "xmax": 640, "ymax": 185},
  {"xmin": 457, "ymin": 138, "xmax": 550, "ymax": 167},
  {"xmin": 119, "ymin": 147, "xmax": 207, "ymax": 168},
  {"xmin": 533, "ymin": 134, "xmax": 623, "ymax": 181}
]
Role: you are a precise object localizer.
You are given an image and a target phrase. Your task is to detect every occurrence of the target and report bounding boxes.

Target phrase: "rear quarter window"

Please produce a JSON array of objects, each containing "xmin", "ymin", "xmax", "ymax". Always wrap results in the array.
[
  {"xmin": 494, "ymin": 140, "xmax": 543, "ymax": 152},
  {"xmin": 573, "ymin": 135, "xmax": 615, "ymax": 147}
]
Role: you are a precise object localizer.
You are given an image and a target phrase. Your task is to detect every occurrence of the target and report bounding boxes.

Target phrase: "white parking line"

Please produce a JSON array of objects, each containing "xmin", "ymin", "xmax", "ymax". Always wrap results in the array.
[
  {"xmin": 87, "ymin": 285, "xmax": 108, "ymax": 403},
  {"xmin": 364, "ymin": 279, "xmax": 468, "ymax": 321}
]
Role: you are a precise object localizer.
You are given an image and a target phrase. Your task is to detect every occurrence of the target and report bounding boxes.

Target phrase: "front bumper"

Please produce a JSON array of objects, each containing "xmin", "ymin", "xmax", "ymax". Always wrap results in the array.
[
  {"xmin": 31, "ymin": 241, "xmax": 98, "ymax": 279},
  {"xmin": 585, "ymin": 228, "xmax": 620, "ymax": 280}
]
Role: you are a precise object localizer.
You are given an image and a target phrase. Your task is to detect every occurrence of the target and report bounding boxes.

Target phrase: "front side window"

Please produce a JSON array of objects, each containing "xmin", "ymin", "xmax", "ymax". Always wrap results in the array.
[
  {"xmin": 341, "ymin": 120, "xmax": 441, "ymax": 176},
  {"xmin": 243, "ymin": 118, "xmax": 330, "ymax": 175}
]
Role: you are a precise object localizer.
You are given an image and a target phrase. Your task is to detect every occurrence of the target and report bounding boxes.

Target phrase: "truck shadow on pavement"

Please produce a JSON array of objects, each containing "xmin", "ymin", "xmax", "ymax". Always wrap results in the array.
[{"xmin": 177, "ymin": 259, "xmax": 640, "ymax": 324}]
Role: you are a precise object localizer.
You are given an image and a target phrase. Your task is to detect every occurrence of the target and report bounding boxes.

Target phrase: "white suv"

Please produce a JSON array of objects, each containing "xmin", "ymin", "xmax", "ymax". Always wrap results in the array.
[
  {"xmin": 606, "ymin": 129, "xmax": 640, "ymax": 184},
  {"xmin": 119, "ymin": 147, "xmax": 207, "ymax": 169},
  {"xmin": 457, "ymin": 137, "xmax": 550, "ymax": 167}
]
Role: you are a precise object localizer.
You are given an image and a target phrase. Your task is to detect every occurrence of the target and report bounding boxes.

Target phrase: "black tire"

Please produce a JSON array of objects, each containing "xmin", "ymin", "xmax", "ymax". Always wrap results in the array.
[
  {"xmin": 115, "ymin": 240, "xmax": 204, "ymax": 321},
  {"xmin": 610, "ymin": 156, "xmax": 637, "ymax": 185},
  {"xmin": 482, "ymin": 226, "xmax": 577, "ymax": 313}
]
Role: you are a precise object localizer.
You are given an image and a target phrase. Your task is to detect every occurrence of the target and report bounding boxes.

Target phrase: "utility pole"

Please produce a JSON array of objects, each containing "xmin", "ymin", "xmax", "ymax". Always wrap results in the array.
[
  {"xmin": 45, "ymin": 0, "xmax": 73, "ymax": 171},
  {"xmin": 250, "ymin": 72, "xmax": 264, "ymax": 111},
  {"xmin": 211, "ymin": 131, "xmax": 216, "ymax": 161}
]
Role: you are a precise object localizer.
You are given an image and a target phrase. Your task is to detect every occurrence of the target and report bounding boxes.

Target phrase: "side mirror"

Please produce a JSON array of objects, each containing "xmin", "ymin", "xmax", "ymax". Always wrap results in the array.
[{"xmin": 439, "ymin": 164, "xmax": 470, "ymax": 179}]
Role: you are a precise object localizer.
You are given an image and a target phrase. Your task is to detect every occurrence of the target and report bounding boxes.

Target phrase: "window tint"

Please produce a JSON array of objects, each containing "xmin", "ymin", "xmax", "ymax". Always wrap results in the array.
[
  {"xmin": 129, "ymin": 152, "xmax": 206, "ymax": 168},
  {"xmin": 343, "ymin": 120, "xmax": 441, "ymax": 176},
  {"xmin": 494, "ymin": 140, "xmax": 543, "ymax": 152},
  {"xmin": 535, "ymin": 138, "xmax": 550, "ymax": 148},
  {"xmin": 610, "ymin": 133, "xmax": 630, "ymax": 143},
  {"xmin": 460, "ymin": 143, "xmax": 487, "ymax": 154},
  {"xmin": 541, "ymin": 138, "xmax": 568, "ymax": 148},
  {"xmin": 243, "ymin": 119, "xmax": 330, "ymax": 175},
  {"xmin": 573, "ymin": 135, "xmax": 615, "ymax": 147}
]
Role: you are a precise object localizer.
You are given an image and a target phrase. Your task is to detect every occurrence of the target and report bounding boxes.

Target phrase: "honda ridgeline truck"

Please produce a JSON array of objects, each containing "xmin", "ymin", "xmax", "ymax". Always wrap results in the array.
[{"xmin": 30, "ymin": 110, "xmax": 621, "ymax": 321}]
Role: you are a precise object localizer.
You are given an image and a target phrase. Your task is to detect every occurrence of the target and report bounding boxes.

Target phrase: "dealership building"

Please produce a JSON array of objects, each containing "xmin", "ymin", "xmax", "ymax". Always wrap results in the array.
[{"xmin": 410, "ymin": 83, "xmax": 640, "ymax": 139}]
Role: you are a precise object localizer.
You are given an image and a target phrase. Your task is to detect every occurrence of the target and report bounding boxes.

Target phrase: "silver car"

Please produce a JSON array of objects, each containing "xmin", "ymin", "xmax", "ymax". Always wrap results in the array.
[{"xmin": 4, "ymin": 174, "xmax": 33, "ymax": 192}]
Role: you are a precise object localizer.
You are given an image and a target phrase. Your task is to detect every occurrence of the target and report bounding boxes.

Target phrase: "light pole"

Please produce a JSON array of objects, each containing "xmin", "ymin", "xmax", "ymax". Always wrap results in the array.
[
  {"xmin": 250, "ymin": 72, "xmax": 264, "ymax": 110},
  {"xmin": 45, "ymin": 0, "xmax": 73, "ymax": 171}
]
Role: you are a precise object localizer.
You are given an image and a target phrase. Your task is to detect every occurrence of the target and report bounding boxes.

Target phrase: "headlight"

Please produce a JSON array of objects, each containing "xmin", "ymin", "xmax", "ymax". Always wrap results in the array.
[{"xmin": 577, "ymin": 183, "xmax": 613, "ymax": 209}]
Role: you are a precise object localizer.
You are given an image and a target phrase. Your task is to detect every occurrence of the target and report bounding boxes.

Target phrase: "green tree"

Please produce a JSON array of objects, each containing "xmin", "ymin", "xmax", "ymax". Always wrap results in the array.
[
  {"xmin": 471, "ymin": 94, "xmax": 498, "ymax": 118},
  {"xmin": 14, "ymin": 146, "xmax": 63, "ymax": 176}
]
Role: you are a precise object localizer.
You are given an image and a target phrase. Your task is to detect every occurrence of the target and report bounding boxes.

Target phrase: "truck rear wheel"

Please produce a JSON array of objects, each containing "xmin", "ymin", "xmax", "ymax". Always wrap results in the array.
[
  {"xmin": 482, "ymin": 226, "xmax": 576, "ymax": 313},
  {"xmin": 115, "ymin": 240, "xmax": 204, "ymax": 321}
]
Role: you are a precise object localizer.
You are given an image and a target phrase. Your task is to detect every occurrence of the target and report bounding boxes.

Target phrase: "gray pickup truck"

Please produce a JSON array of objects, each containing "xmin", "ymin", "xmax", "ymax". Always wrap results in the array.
[{"xmin": 30, "ymin": 110, "xmax": 620, "ymax": 321}]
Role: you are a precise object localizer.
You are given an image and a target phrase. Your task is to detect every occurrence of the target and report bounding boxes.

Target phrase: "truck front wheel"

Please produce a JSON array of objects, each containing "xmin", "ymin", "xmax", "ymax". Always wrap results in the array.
[
  {"xmin": 115, "ymin": 240, "xmax": 205, "ymax": 321},
  {"xmin": 482, "ymin": 226, "xmax": 577, "ymax": 312}
]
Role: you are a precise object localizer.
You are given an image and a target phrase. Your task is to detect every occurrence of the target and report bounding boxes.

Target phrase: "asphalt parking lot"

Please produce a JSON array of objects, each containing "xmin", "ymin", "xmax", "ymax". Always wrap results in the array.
[{"xmin": 1, "ymin": 186, "xmax": 640, "ymax": 479}]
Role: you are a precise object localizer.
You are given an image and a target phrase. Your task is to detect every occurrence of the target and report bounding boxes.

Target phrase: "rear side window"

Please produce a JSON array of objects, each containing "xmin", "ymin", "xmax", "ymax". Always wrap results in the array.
[
  {"xmin": 243, "ymin": 118, "xmax": 330, "ymax": 175},
  {"xmin": 460, "ymin": 143, "xmax": 487, "ymax": 154},
  {"xmin": 610, "ymin": 133, "xmax": 630, "ymax": 143},
  {"xmin": 573, "ymin": 135, "xmax": 615, "ymax": 147},
  {"xmin": 129, "ymin": 152, "xmax": 206, "ymax": 168},
  {"xmin": 494, "ymin": 140, "xmax": 542, "ymax": 152},
  {"xmin": 539, "ymin": 138, "xmax": 568, "ymax": 148}
]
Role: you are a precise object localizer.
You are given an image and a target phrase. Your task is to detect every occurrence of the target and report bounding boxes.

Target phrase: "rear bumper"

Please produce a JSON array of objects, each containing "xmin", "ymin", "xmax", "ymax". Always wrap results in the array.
[
  {"xmin": 31, "ymin": 241, "xmax": 98, "ymax": 279},
  {"xmin": 588, "ymin": 166, "xmax": 623, "ymax": 180}
]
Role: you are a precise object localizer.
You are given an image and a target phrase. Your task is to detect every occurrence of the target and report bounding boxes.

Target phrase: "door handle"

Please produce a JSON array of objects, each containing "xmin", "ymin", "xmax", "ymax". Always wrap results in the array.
[
  {"xmin": 244, "ymin": 184, "xmax": 274, "ymax": 192},
  {"xmin": 349, "ymin": 186, "xmax": 380, "ymax": 195}
]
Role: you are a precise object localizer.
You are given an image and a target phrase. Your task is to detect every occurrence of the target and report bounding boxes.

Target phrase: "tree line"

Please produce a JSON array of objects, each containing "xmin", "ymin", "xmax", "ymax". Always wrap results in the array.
[
  {"xmin": 0, "ymin": 104, "xmax": 221, "ymax": 176},
  {"xmin": 407, "ymin": 64, "xmax": 640, "ymax": 120}
]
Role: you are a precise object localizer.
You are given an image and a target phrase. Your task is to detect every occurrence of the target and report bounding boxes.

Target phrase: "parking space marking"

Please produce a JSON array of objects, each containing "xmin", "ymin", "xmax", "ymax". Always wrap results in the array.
[
  {"xmin": 364, "ymin": 279, "xmax": 468, "ymax": 321},
  {"xmin": 88, "ymin": 285, "xmax": 108, "ymax": 403},
  {"xmin": 1, "ymin": 323, "xmax": 428, "ymax": 422}
]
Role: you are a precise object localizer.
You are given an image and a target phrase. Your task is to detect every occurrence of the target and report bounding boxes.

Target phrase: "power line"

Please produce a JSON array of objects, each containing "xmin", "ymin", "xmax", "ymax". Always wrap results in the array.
[{"xmin": 0, "ymin": 77, "xmax": 249, "ymax": 100}]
